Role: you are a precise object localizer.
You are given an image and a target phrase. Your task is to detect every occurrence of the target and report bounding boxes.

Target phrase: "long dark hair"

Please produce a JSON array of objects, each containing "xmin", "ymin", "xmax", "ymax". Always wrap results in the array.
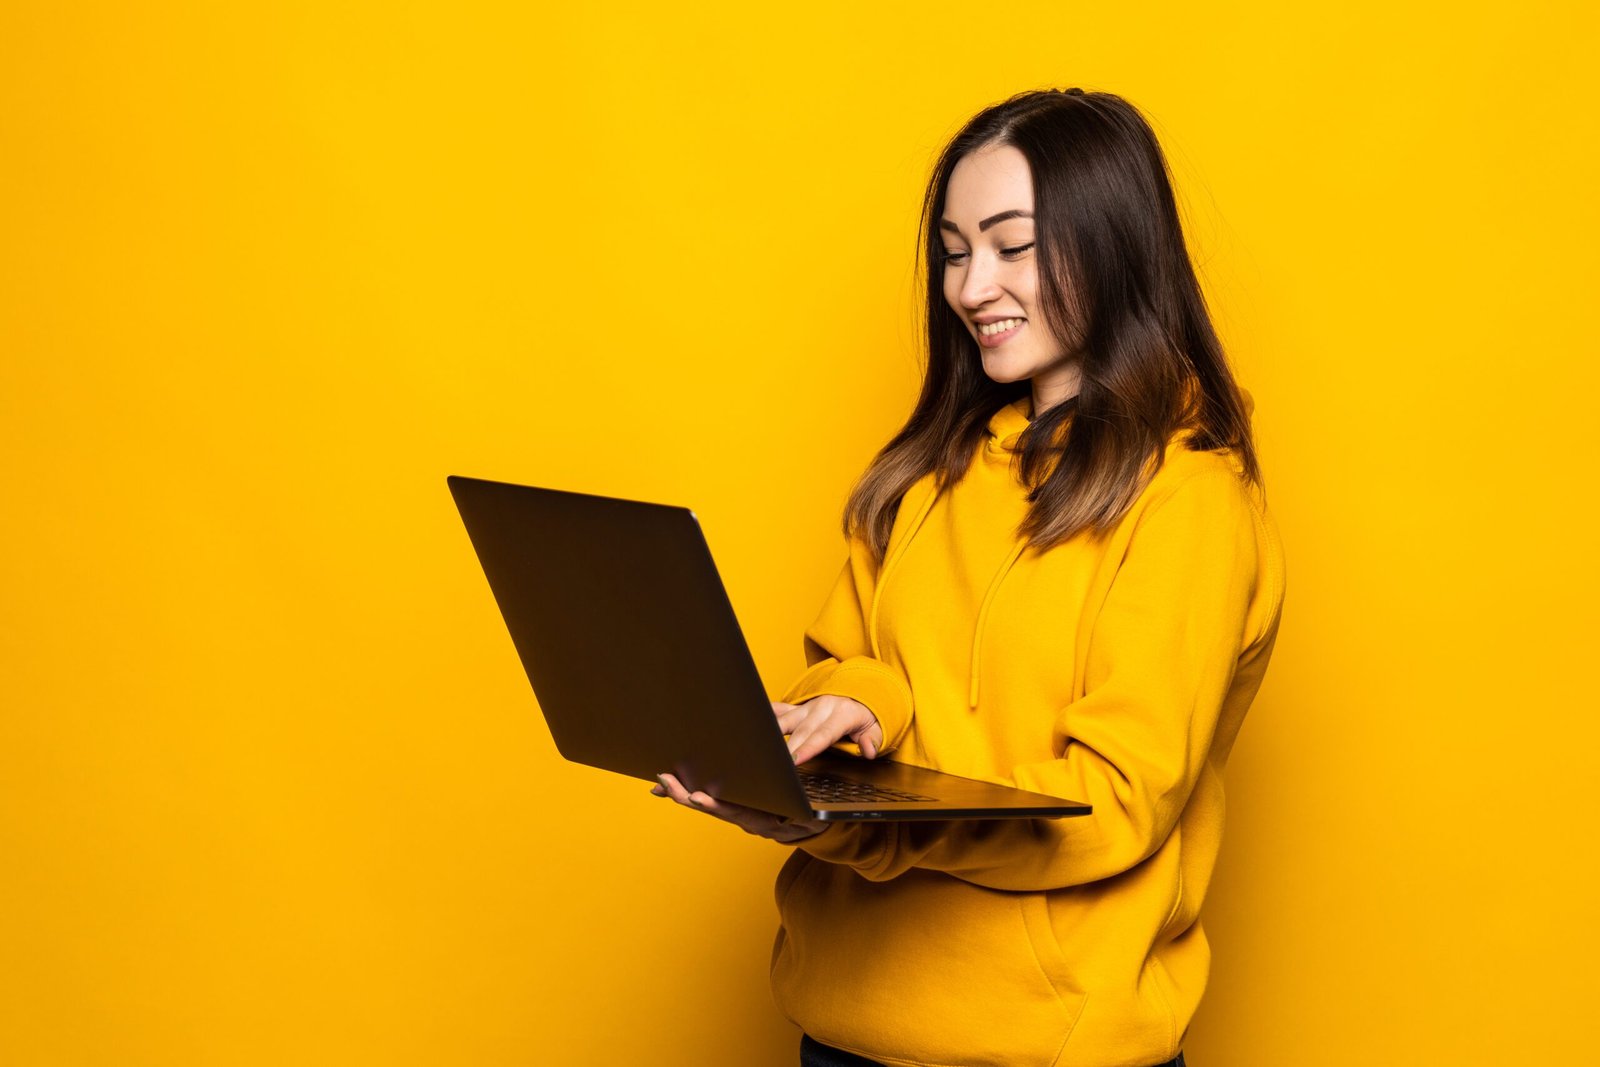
[{"xmin": 844, "ymin": 87, "xmax": 1261, "ymax": 559}]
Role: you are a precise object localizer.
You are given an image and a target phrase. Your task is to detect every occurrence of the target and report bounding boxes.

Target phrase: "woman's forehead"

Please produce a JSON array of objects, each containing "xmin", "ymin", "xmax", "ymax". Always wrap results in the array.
[{"xmin": 945, "ymin": 144, "xmax": 1034, "ymax": 226}]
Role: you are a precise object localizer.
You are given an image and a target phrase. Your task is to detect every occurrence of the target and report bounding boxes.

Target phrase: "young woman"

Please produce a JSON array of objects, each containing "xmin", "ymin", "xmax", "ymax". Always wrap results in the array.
[{"xmin": 654, "ymin": 87, "xmax": 1286, "ymax": 1067}]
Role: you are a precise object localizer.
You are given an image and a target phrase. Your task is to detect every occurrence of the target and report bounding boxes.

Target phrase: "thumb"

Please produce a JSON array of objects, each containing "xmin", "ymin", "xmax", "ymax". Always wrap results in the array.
[{"xmin": 854, "ymin": 722, "xmax": 882, "ymax": 760}]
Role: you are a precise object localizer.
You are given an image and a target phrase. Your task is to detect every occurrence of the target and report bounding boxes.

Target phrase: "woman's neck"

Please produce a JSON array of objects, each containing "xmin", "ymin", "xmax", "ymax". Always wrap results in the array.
[{"xmin": 1031, "ymin": 362, "xmax": 1083, "ymax": 415}]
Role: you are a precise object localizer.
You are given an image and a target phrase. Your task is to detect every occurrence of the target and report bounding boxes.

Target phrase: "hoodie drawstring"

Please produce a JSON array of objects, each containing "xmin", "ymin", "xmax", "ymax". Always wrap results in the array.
[
  {"xmin": 869, "ymin": 397, "xmax": 1035, "ymax": 710},
  {"xmin": 969, "ymin": 541, "xmax": 1025, "ymax": 710}
]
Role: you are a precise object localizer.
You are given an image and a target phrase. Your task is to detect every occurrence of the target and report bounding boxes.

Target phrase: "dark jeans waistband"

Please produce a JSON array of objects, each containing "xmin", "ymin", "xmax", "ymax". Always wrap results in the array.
[{"xmin": 799, "ymin": 1033, "xmax": 1186, "ymax": 1067}]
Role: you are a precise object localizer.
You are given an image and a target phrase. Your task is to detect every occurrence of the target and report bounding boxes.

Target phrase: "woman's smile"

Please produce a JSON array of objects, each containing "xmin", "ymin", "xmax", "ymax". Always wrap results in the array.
[{"xmin": 976, "ymin": 318, "xmax": 1026, "ymax": 347}]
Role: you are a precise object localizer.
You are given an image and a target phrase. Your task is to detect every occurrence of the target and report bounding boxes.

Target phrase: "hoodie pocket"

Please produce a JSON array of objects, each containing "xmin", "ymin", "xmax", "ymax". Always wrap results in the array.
[
  {"xmin": 771, "ymin": 864, "xmax": 1088, "ymax": 1067},
  {"xmin": 1020, "ymin": 891, "xmax": 1088, "ymax": 1031}
]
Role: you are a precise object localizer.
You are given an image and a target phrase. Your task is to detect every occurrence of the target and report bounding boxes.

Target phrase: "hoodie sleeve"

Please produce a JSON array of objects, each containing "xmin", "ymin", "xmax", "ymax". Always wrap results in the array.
[
  {"xmin": 779, "ymin": 530, "xmax": 916, "ymax": 756},
  {"xmin": 796, "ymin": 466, "xmax": 1283, "ymax": 889}
]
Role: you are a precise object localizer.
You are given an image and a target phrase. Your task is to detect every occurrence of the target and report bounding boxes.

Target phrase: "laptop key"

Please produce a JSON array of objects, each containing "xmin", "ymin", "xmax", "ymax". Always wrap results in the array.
[{"xmin": 797, "ymin": 770, "xmax": 937, "ymax": 804}]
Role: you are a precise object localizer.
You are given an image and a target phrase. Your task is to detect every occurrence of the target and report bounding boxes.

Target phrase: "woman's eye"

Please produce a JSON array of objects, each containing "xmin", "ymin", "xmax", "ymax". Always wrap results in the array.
[{"xmin": 941, "ymin": 244, "xmax": 1033, "ymax": 266}]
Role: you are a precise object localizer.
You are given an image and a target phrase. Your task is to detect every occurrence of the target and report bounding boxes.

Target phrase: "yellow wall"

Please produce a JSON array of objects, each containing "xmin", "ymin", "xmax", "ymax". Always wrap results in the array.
[{"xmin": 3, "ymin": 2, "xmax": 1595, "ymax": 1063}]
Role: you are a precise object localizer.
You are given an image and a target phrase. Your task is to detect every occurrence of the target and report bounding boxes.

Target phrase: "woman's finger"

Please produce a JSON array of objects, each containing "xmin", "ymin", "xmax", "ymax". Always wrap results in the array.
[
  {"xmin": 789, "ymin": 704, "xmax": 850, "ymax": 763},
  {"xmin": 690, "ymin": 789, "xmax": 778, "ymax": 835},
  {"xmin": 687, "ymin": 788, "xmax": 764, "ymax": 826},
  {"xmin": 686, "ymin": 791, "xmax": 742, "ymax": 820},
  {"xmin": 785, "ymin": 721, "xmax": 813, "ymax": 761},
  {"xmin": 656, "ymin": 772, "xmax": 699, "ymax": 808},
  {"xmin": 790, "ymin": 725, "xmax": 835, "ymax": 765},
  {"xmin": 661, "ymin": 774, "xmax": 761, "ymax": 826},
  {"xmin": 775, "ymin": 706, "xmax": 807, "ymax": 733},
  {"xmin": 772, "ymin": 700, "xmax": 805, "ymax": 728}
]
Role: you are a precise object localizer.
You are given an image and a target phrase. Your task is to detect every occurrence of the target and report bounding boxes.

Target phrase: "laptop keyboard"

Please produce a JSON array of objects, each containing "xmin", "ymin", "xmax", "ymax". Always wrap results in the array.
[{"xmin": 798, "ymin": 770, "xmax": 937, "ymax": 804}]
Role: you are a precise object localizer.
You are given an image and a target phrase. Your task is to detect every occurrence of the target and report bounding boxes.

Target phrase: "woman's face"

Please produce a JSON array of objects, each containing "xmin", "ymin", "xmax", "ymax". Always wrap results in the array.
[{"xmin": 940, "ymin": 142, "xmax": 1080, "ymax": 412}]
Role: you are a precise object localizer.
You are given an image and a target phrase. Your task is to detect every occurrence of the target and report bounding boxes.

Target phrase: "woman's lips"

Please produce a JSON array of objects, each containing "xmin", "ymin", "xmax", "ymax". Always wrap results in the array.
[{"xmin": 977, "ymin": 320, "xmax": 1025, "ymax": 348}]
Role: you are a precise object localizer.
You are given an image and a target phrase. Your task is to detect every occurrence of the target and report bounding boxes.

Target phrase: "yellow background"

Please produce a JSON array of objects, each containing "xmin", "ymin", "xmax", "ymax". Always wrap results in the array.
[{"xmin": 3, "ymin": 2, "xmax": 1595, "ymax": 1063}]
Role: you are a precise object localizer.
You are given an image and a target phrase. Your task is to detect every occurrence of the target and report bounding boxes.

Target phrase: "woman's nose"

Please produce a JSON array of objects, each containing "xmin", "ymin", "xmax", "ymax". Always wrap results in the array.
[{"xmin": 959, "ymin": 254, "xmax": 1003, "ymax": 309}]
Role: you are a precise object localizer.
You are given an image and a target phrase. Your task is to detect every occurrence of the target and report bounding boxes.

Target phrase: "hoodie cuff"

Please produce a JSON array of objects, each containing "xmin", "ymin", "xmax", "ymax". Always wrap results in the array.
[{"xmin": 780, "ymin": 655, "xmax": 914, "ymax": 755}]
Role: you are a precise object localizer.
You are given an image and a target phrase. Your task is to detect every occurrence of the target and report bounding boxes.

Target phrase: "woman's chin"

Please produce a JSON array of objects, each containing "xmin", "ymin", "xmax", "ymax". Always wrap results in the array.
[{"xmin": 978, "ymin": 354, "xmax": 1031, "ymax": 386}]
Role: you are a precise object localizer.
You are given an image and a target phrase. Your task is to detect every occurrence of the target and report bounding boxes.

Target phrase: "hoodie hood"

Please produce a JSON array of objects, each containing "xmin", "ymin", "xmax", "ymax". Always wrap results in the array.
[{"xmin": 984, "ymin": 395, "xmax": 1034, "ymax": 458}]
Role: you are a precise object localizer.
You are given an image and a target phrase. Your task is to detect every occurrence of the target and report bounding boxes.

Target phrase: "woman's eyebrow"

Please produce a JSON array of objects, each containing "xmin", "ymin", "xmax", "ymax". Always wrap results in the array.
[{"xmin": 938, "ymin": 209, "xmax": 1034, "ymax": 235}]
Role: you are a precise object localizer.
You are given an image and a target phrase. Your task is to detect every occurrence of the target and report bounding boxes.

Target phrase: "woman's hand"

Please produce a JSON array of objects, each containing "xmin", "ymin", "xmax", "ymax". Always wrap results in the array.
[
  {"xmin": 772, "ymin": 695, "xmax": 884, "ymax": 763},
  {"xmin": 651, "ymin": 771, "xmax": 828, "ymax": 842},
  {"xmin": 647, "ymin": 696, "xmax": 884, "ymax": 842}
]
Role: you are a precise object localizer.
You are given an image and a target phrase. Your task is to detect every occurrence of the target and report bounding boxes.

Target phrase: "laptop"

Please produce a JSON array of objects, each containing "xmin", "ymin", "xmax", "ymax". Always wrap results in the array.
[{"xmin": 448, "ymin": 475, "xmax": 1092, "ymax": 823}]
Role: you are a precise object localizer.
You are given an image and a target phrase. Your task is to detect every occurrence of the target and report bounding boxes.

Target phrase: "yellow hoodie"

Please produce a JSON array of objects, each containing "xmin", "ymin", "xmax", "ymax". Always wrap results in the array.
[{"xmin": 770, "ymin": 395, "xmax": 1286, "ymax": 1067}]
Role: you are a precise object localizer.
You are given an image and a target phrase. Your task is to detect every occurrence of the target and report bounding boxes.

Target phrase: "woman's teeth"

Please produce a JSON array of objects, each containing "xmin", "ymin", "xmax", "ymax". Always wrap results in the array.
[{"xmin": 979, "ymin": 318, "xmax": 1025, "ymax": 336}]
